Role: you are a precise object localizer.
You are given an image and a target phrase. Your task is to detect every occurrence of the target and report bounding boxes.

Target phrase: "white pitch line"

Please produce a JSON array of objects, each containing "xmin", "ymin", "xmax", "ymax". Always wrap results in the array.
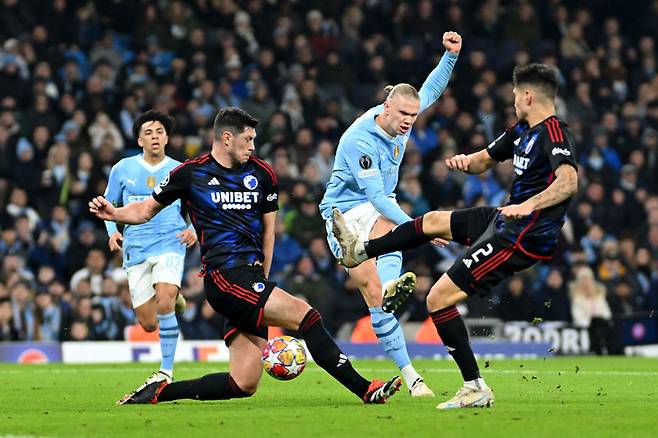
[{"xmin": 2, "ymin": 367, "xmax": 658, "ymax": 377}]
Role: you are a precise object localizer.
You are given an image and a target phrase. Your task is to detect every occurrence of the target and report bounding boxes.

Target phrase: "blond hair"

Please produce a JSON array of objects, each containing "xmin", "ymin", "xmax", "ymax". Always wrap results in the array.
[{"xmin": 384, "ymin": 83, "xmax": 419, "ymax": 101}]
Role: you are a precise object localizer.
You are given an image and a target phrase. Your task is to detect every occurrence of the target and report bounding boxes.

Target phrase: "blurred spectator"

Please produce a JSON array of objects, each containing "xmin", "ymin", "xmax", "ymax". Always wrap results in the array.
[
  {"xmin": 569, "ymin": 266, "xmax": 613, "ymax": 354},
  {"xmin": 0, "ymin": 296, "xmax": 18, "ymax": 341},
  {"xmin": 535, "ymin": 268, "xmax": 572, "ymax": 322},
  {"xmin": 283, "ymin": 254, "xmax": 332, "ymax": 310},
  {"xmin": 496, "ymin": 276, "xmax": 536, "ymax": 322},
  {"xmin": 288, "ymin": 192, "xmax": 324, "ymax": 247}
]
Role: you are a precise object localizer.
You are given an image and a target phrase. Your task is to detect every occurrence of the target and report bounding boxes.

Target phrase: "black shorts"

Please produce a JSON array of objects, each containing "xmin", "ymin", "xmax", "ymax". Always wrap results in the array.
[
  {"xmin": 447, "ymin": 207, "xmax": 538, "ymax": 297},
  {"xmin": 204, "ymin": 265, "xmax": 276, "ymax": 344}
]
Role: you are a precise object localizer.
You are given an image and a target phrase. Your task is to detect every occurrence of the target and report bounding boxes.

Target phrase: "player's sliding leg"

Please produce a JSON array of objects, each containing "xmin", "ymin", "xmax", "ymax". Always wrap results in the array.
[
  {"xmin": 428, "ymin": 274, "xmax": 493, "ymax": 409},
  {"xmin": 332, "ymin": 209, "xmax": 452, "ymax": 267},
  {"xmin": 119, "ymin": 332, "xmax": 261, "ymax": 404},
  {"xmin": 264, "ymin": 288, "xmax": 401, "ymax": 403}
]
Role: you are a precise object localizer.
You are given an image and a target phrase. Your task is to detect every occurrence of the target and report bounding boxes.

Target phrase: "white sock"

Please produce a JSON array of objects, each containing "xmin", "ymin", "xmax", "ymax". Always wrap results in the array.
[
  {"xmin": 464, "ymin": 377, "xmax": 487, "ymax": 390},
  {"xmin": 401, "ymin": 364, "xmax": 422, "ymax": 389}
]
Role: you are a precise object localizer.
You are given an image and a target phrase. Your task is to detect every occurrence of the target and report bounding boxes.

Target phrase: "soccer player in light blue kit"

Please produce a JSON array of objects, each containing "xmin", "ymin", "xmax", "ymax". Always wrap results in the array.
[
  {"xmin": 320, "ymin": 31, "xmax": 462, "ymax": 396},
  {"xmin": 104, "ymin": 110, "xmax": 197, "ymax": 398}
]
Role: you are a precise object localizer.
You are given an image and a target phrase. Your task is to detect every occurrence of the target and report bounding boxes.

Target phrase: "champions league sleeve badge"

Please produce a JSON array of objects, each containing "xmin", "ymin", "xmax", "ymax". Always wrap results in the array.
[{"xmin": 243, "ymin": 175, "xmax": 259, "ymax": 190}]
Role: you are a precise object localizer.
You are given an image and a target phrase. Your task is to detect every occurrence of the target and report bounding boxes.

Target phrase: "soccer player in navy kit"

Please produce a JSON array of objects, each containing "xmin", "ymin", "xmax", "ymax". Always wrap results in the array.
[
  {"xmin": 332, "ymin": 64, "xmax": 579, "ymax": 409},
  {"xmin": 90, "ymin": 108, "xmax": 401, "ymax": 405}
]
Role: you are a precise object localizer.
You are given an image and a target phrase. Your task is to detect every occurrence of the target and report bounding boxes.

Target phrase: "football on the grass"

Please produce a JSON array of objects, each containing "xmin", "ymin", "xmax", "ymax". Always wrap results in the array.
[{"xmin": 262, "ymin": 336, "xmax": 307, "ymax": 380}]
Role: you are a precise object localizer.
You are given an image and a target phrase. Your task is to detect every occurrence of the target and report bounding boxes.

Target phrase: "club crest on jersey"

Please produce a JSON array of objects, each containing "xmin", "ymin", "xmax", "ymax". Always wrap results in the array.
[
  {"xmin": 253, "ymin": 282, "xmax": 265, "ymax": 292},
  {"xmin": 359, "ymin": 155, "xmax": 372, "ymax": 169},
  {"xmin": 243, "ymin": 175, "xmax": 258, "ymax": 190},
  {"xmin": 146, "ymin": 175, "xmax": 157, "ymax": 188}
]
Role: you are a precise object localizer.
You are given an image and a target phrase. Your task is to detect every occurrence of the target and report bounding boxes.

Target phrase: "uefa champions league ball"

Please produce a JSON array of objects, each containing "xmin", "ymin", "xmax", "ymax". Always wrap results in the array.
[{"xmin": 262, "ymin": 336, "xmax": 307, "ymax": 380}]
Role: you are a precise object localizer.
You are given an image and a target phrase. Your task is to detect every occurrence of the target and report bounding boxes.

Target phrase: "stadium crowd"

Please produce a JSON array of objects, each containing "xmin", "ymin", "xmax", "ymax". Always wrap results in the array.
[{"xmin": 1, "ymin": 0, "xmax": 657, "ymax": 352}]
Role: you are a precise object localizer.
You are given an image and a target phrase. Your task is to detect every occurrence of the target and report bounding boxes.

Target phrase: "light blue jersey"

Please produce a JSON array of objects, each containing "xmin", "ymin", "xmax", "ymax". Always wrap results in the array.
[
  {"xmin": 319, "ymin": 52, "xmax": 458, "ymax": 224},
  {"xmin": 104, "ymin": 154, "xmax": 189, "ymax": 267}
]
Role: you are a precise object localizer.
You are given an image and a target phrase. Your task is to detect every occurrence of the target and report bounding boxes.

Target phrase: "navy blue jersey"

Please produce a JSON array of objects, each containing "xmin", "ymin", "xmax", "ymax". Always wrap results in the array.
[
  {"xmin": 486, "ymin": 116, "xmax": 577, "ymax": 257},
  {"xmin": 152, "ymin": 153, "xmax": 279, "ymax": 271}
]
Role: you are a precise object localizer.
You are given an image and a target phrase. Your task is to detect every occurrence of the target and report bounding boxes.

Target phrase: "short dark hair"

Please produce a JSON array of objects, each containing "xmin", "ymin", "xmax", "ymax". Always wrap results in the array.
[
  {"xmin": 513, "ymin": 63, "xmax": 559, "ymax": 100},
  {"xmin": 132, "ymin": 110, "xmax": 175, "ymax": 140},
  {"xmin": 213, "ymin": 107, "xmax": 258, "ymax": 140}
]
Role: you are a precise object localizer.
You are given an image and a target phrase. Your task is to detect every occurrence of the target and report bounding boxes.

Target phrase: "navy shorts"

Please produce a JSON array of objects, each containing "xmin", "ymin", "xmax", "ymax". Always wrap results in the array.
[
  {"xmin": 447, "ymin": 207, "xmax": 538, "ymax": 296},
  {"xmin": 204, "ymin": 265, "xmax": 275, "ymax": 343}
]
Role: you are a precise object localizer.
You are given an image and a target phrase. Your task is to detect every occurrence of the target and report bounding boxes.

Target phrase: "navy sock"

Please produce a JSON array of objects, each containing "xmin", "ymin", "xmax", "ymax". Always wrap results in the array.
[
  {"xmin": 158, "ymin": 373, "xmax": 250, "ymax": 401},
  {"xmin": 299, "ymin": 309, "xmax": 370, "ymax": 398},
  {"xmin": 365, "ymin": 216, "xmax": 431, "ymax": 258},
  {"xmin": 431, "ymin": 306, "xmax": 481, "ymax": 381}
]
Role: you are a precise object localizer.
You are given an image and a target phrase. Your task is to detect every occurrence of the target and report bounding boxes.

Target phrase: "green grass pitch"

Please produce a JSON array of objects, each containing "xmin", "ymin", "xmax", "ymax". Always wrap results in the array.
[{"xmin": 1, "ymin": 357, "xmax": 657, "ymax": 438}]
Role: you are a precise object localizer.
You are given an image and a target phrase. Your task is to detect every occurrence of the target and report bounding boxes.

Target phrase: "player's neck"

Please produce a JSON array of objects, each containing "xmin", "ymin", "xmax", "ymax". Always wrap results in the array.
[
  {"xmin": 526, "ymin": 106, "xmax": 555, "ymax": 128},
  {"xmin": 142, "ymin": 152, "xmax": 165, "ymax": 165},
  {"xmin": 211, "ymin": 149, "xmax": 239, "ymax": 169},
  {"xmin": 375, "ymin": 114, "xmax": 397, "ymax": 138}
]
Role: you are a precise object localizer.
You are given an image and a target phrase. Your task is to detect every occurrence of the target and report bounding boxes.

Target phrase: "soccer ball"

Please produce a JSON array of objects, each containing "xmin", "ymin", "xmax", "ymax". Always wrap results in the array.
[{"xmin": 262, "ymin": 336, "xmax": 307, "ymax": 380}]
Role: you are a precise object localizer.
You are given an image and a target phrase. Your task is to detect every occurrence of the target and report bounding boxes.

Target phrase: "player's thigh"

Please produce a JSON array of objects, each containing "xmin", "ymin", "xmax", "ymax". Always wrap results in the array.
[
  {"xmin": 126, "ymin": 260, "xmax": 157, "ymax": 329},
  {"xmin": 426, "ymin": 273, "xmax": 469, "ymax": 312},
  {"xmin": 369, "ymin": 215, "xmax": 395, "ymax": 239},
  {"xmin": 228, "ymin": 331, "xmax": 267, "ymax": 393},
  {"xmin": 205, "ymin": 267, "xmax": 274, "ymax": 338},
  {"xmin": 262, "ymin": 287, "xmax": 312, "ymax": 331},
  {"xmin": 347, "ymin": 260, "xmax": 383, "ymax": 307},
  {"xmin": 449, "ymin": 207, "xmax": 497, "ymax": 246},
  {"xmin": 423, "ymin": 210, "xmax": 453, "ymax": 239},
  {"xmin": 447, "ymin": 236, "xmax": 537, "ymax": 297},
  {"xmin": 152, "ymin": 252, "xmax": 184, "ymax": 297}
]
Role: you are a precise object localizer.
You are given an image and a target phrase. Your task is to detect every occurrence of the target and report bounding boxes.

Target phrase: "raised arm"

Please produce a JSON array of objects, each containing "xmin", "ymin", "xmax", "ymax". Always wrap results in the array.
[
  {"xmin": 498, "ymin": 164, "xmax": 578, "ymax": 219},
  {"xmin": 418, "ymin": 31, "xmax": 461, "ymax": 113},
  {"xmin": 445, "ymin": 149, "xmax": 498, "ymax": 175},
  {"xmin": 89, "ymin": 195, "xmax": 165, "ymax": 225}
]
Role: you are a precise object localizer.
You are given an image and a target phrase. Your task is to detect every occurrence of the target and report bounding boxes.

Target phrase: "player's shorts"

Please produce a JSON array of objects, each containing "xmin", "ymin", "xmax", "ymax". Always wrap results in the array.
[
  {"xmin": 324, "ymin": 200, "xmax": 400, "ymax": 260},
  {"xmin": 204, "ymin": 264, "xmax": 275, "ymax": 344},
  {"xmin": 447, "ymin": 207, "xmax": 539, "ymax": 297},
  {"xmin": 125, "ymin": 252, "xmax": 185, "ymax": 308}
]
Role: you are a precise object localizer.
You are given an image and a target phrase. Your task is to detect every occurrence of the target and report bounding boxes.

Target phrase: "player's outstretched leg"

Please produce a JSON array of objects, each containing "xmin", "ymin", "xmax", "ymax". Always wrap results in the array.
[
  {"xmin": 262, "ymin": 288, "xmax": 401, "ymax": 404},
  {"xmin": 119, "ymin": 332, "xmax": 261, "ymax": 404},
  {"xmin": 296, "ymin": 307, "xmax": 401, "ymax": 403},
  {"xmin": 428, "ymin": 274, "xmax": 493, "ymax": 409},
  {"xmin": 332, "ymin": 209, "xmax": 451, "ymax": 267}
]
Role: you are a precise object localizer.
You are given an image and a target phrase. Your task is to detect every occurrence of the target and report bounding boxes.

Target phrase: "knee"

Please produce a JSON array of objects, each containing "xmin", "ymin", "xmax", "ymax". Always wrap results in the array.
[
  {"xmin": 233, "ymin": 377, "xmax": 259, "ymax": 397},
  {"xmin": 155, "ymin": 292, "xmax": 176, "ymax": 314},
  {"xmin": 426, "ymin": 287, "xmax": 449, "ymax": 312},
  {"xmin": 140, "ymin": 320, "xmax": 158, "ymax": 332},
  {"xmin": 238, "ymin": 383, "xmax": 258, "ymax": 397}
]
